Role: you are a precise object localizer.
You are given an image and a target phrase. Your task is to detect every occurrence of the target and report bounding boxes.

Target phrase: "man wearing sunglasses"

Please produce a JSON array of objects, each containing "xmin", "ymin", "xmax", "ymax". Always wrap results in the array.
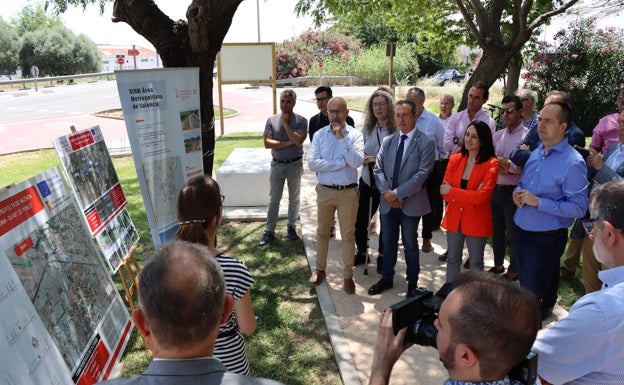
[{"xmin": 532, "ymin": 179, "xmax": 624, "ymax": 385}]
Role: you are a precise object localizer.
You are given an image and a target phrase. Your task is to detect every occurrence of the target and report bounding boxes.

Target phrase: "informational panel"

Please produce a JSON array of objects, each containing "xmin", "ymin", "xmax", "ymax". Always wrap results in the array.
[
  {"xmin": 53, "ymin": 126, "xmax": 139, "ymax": 272},
  {"xmin": 0, "ymin": 167, "xmax": 133, "ymax": 385},
  {"xmin": 115, "ymin": 68, "xmax": 203, "ymax": 247},
  {"xmin": 216, "ymin": 43, "xmax": 277, "ymax": 135},
  {"xmin": 218, "ymin": 43, "xmax": 275, "ymax": 83}
]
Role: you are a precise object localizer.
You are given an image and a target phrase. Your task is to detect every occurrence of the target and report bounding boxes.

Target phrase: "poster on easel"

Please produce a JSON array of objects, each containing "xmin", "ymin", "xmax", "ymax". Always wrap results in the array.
[
  {"xmin": 115, "ymin": 68, "xmax": 203, "ymax": 247},
  {"xmin": 0, "ymin": 167, "xmax": 133, "ymax": 385},
  {"xmin": 53, "ymin": 125, "xmax": 139, "ymax": 273}
]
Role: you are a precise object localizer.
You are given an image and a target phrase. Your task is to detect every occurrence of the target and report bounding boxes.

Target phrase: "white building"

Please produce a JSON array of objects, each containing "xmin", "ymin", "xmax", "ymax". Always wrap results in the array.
[{"xmin": 97, "ymin": 45, "xmax": 161, "ymax": 72}]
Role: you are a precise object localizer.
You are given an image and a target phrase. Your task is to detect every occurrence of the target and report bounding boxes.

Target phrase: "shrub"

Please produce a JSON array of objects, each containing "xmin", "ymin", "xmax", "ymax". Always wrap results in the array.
[
  {"xmin": 523, "ymin": 18, "xmax": 624, "ymax": 134},
  {"xmin": 275, "ymin": 28, "xmax": 361, "ymax": 80}
]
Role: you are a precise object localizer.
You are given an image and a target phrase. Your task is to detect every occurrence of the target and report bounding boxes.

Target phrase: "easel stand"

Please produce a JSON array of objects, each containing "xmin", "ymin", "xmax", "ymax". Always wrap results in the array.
[{"xmin": 118, "ymin": 243, "xmax": 141, "ymax": 311}]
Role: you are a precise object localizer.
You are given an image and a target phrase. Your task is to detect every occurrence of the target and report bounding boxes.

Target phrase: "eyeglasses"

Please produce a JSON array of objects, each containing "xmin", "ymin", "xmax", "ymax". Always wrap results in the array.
[
  {"xmin": 582, "ymin": 217, "xmax": 599, "ymax": 235},
  {"xmin": 502, "ymin": 108, "xmax": 517, "ymax": 114},
  {"xmin": 315, "ymin": 97, "xmax": 329, "ymax": 102},
  {"xmin": 372, "ymin": 102, "xmax": 388, "ymax": 108}
]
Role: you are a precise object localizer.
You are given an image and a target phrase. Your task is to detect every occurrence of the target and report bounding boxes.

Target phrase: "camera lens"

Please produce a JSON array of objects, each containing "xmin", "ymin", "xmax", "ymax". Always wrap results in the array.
[{"xmin": 411, "ymin": 317, "xmax": 438, "ymax": 348}]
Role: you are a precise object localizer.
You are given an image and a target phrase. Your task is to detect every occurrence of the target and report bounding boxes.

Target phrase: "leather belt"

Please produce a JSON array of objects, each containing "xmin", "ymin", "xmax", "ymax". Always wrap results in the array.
[
  {"xmin": 273, "ymin": 156, "xmax": 302, "ymax": 164},
  {"xmin": 322, "ymin": 183, "xmax": 358, "ymax": 190},
  {"xmin": 496, "ymin": 184, "xmax": 517, "ymax": 190}
]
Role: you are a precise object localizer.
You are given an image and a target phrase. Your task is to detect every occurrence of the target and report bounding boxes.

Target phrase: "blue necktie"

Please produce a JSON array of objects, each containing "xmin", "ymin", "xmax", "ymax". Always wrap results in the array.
[{"xmin": 392, "ymin": 135, "xmax": 407, "ymax": 189}]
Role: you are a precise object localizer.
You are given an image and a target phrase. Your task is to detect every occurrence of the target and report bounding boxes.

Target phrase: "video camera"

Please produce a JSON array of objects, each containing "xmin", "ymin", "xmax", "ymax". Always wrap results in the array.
[{"xmin": 389, "ymin": 283, "xmax": 538, "ymax": 385}]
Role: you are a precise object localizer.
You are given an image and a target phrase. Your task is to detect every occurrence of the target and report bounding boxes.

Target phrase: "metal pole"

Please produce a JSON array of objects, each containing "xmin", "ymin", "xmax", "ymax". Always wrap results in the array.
[{"xmin": 256, "ymin": 0, "xmax": 261, "ymax": 42}]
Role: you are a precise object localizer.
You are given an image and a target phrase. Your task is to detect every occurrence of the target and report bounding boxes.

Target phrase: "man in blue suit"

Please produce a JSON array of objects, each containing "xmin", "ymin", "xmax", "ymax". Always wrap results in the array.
[
  {"xmin": 368, "ymin": 99, "xmax": 435, "ymax": 297},
  {"xmin": 101, "ymin": 241, "xmax": 284, "ymax": 385}
]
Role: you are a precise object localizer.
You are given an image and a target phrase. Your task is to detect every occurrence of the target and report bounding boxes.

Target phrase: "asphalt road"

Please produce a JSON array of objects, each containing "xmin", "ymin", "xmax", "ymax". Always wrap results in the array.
[{"xmin": 0, "ymin": 80, "xmax": 372, "ymax": 155}]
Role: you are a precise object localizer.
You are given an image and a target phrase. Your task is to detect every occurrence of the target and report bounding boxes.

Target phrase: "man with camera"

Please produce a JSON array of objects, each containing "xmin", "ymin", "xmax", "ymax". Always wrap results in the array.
[
  {"xmin": 532, "ymin": 179, "xmax": 624, "ymax": 385},
  {"xmin": 369, "ymin": 271, "xmax": 540, "ymax": 385}
]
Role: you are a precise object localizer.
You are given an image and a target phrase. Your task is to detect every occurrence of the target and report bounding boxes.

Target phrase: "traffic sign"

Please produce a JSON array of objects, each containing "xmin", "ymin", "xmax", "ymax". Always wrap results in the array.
[
  {"xmin": 127, "ymin": 49, "xmax": 140, "ymax": 56},
  {"xmin": 30, "ymin": 66, "xmax": 39, "ymax": 78},
  {"xmin": 318, "ymin": 62, "xmax": 324, "ymax": 68},
  {"xmin": 116, "ymin": 54, "xmax": 125, "ymax": 65},
  {"xmin": 314, "ymin": 49, "xmax": 332, "ymax": 56}
]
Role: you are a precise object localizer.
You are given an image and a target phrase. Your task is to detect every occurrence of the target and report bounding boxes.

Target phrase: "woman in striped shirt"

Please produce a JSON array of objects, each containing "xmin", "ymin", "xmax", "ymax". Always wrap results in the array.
[{"xmin": 176, "ymin": 175, "xmax": 256, "ymax": 374}]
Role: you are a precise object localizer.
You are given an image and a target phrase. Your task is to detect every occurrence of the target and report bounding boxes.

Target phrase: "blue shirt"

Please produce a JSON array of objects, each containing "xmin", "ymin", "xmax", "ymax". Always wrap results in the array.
[
  {"xmin": 308, "ymin": 124, "xmax": 364, "ymax": 186},
  {"xmin": 443, "ymin": 376, "xmax": 525, "ymax": 385},
  {"xmin": 513, "ymin": 138, "xmax": 588, "ymax": 231},
  {"xmin": 417, "ymin": 109, "xmax": 446, "ymax": 159},
  {"xmin": 532, "ymin": 265, "xmax": 624, "ymax": 384}
]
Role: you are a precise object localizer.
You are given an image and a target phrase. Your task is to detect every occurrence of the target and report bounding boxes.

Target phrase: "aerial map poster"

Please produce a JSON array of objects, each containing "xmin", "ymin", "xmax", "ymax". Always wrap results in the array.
[
  {"xmin": 115, "ymin": 68, "xmax": 203, "ymax": 247},
  {"xmin": 0, "ymin": 167, "xmax": 133, "ymax": 385},
  {"xmin": 53, "ymin": 125, "xmax": 139, "ymax": 273}
]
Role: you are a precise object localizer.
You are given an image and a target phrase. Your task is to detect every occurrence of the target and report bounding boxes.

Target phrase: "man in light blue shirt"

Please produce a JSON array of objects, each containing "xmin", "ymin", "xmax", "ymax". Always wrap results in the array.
[
  {"xmin": 532, "ymin": 179, "xmax": 624, "ymax": 385},
  {"xmin": 512, "ymin": 101, "xmax": 588, "ymax": 320},
  {"xmin": 308, "ymin": 97, "xmax": 364, "ymax": 294}
]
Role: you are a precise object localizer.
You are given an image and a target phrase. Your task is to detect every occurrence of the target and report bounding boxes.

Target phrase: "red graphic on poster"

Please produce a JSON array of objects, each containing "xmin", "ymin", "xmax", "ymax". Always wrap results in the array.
[{"xmin": 0, "ymin": 186, "xmax": 44, "ymax": 237}]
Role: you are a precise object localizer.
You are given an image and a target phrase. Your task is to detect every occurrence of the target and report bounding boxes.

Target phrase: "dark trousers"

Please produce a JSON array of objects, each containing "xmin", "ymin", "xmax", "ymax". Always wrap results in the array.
[
  {"xmin": 381, "ymin": 208, "xmax": 421, "ymax": 283},
  {"xmin": 355, "ymin": 177, "xmax": 383, "ymax": 255},
  {"xmin": 514, "ymin": 227, "xmax": 568, "ymax": 318},
  {"xmin": 422, "ymin": 159, "xmax": 446, "ymax": 239},
  {"xmin": 491, "ymin": 186, "xmax": 518, "ymax": 273}
]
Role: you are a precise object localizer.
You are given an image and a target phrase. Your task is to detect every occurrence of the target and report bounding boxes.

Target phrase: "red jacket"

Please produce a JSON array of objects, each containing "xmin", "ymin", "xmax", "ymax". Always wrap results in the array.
[{"xmin": 441, "ymin": 154, "xmax": 498, "ymax": 237}]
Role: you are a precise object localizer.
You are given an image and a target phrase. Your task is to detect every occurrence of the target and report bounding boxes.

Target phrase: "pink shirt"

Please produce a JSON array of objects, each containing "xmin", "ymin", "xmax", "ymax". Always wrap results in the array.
[
  {"xmin": 590, "ymin": 113, "xmax": 619, "ymax": 153},
  {"xmin": 493, "ymin": 123, "xmax": 528, "ymax": 185}
]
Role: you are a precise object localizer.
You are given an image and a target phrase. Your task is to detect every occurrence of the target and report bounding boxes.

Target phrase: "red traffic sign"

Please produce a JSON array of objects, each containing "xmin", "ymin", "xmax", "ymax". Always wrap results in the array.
[
  {"xmin": 318, "ymin": 62, "xmax": 324, "ymax": 68},
  {"xmin": 117, "ymin": 57, "xmax": 125, "ymax": 65},
  {"xmin": 127, "ymin": 49, "xmax": 140, "ymax": 56}
]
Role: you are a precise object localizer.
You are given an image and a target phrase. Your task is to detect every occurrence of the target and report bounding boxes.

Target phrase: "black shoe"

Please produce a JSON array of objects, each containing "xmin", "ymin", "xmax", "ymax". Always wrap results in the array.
[
  {"xmin": 257, "ymin": 231, "xmax": 274, "ymax": 246},
  {"xmin": 354, "ymin": 252, "xmax": 367, "ymax": 266},
  {"xmin": 438, "ymin": 251, "xmax": 448, "ymax": 262},
  {"xmin": 488, "ymin": 266, "xmax": 505, "ymax": 274},
  {"xmin": 376, "ymin": 256, "xmax": 384, "ymax": 274},
  {"xmin": 406, "ymin": 282, "xmax": 422, "ymax": 298},
  {"xmin": 287, "ymin": 226, "xmax": 299, "ymax": 241},
  {"xmin": 368, "ymin": 278, "xmax": 393, "ymax": 295}
]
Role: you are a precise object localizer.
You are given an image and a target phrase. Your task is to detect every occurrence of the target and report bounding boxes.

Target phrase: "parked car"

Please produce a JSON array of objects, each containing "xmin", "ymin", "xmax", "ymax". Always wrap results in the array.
[{"xmin": 432, "ymin": 69, "xmax": 465, "ymax": 86}]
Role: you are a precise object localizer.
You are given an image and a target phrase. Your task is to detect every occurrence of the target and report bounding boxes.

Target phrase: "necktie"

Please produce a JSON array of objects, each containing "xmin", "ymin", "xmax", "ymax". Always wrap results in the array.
[{"xmin": 392, "ymin": 135, "xmax": 408, "ymax": 189}]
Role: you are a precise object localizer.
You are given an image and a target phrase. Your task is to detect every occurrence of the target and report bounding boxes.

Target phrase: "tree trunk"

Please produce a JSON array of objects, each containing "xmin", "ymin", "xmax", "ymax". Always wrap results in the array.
[
  {"xmin": 457, "ymin": 45, "xmax": 515, "ymax": 111},
  {"xmin": 112, "ymin": 0, "xmax": 243, "ymax": 175},
  {"xmin": 506, "ymin": 56, "xmax": 522, "ymax": 97}
]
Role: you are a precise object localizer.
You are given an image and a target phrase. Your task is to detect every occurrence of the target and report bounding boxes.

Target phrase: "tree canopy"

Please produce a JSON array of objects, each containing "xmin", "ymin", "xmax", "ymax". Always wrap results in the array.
[
  {"xmin": 0, "ymin": 19, "xmax": 20, "ymax": 77},
  {"xmin": 296, "ymin": 0, "xmax": 583, "ymax": 109}
]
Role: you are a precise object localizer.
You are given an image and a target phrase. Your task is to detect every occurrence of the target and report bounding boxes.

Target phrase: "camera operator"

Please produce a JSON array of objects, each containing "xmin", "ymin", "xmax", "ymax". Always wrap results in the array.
[{"xmin": 369, "ymin": 271, "xmax": 540, "ymax": 385}]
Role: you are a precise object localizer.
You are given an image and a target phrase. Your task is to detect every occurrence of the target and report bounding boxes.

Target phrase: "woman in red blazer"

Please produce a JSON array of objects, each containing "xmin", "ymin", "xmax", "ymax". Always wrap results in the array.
[{"xmin": 441, "ymin": 120, "xmax": 498, "ymax": 283}]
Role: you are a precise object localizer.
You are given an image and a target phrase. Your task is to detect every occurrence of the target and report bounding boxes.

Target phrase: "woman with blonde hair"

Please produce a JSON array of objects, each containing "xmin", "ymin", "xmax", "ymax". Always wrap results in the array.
[
  {"xmin": 354, "ymin": 89, "xmax": 397, "ymax": 273},
  {"xmin": 176, "ymin": 175, "xmax": 256, "ymax": 375}
]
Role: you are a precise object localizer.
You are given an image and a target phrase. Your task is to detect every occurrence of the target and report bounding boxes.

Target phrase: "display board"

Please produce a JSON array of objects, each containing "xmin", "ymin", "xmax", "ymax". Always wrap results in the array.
[
  {"xmin": 218, "ymin": 43, "xmax": 275, "ymax": 83},
  {"xmin": 0, "ymin": 167, "xmax": 133, "ymax": 385},
  {"xmin": 53, "ymin": 126, "xmax": 139, "ymax": 272},
  {"xmin": 115, "ymin": 68, "xmax": 203, "ymax": 247}
]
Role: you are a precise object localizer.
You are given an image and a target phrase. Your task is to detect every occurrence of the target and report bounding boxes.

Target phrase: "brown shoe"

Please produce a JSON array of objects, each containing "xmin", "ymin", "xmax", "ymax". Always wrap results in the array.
[
  {"xmin": 309, "ymin": 270, "xmax": 326, "ymax": 285},
  {"xmin": 560, "ymin": 266, "xmax": 574, "ymax": 279},
  {"xmin": 343, "ymin": 278, "xmax": 355, "ymax": 294}
]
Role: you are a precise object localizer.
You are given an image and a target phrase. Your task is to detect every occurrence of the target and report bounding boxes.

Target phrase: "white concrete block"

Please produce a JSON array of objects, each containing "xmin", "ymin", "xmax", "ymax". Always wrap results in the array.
[{"xmin": 216, "ymin": 147, "xmax": 272, "ymax": 207}]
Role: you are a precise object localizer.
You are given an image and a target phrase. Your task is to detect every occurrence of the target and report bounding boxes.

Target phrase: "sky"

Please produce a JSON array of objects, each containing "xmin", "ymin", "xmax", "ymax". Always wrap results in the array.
[
  {"xmin": 0, "ymin": 0, "xmax": 318, "ymax": 48},
  {"xmin": 1, "ymin": 0, "xmax": 622, "ymax": 50}
]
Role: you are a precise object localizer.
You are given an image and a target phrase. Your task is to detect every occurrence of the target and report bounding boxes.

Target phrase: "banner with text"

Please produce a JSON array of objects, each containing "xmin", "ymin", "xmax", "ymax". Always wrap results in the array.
[
  {"xmin": 115, "ymin": 68, "xmax": 203, "ymax": 247},
  {"xmin": 0, "ymin": 167, "xmax": 132, "ymax": 385},
  {"xmin": 53, "ymin": 125, "xmax": 139, "ymax": 273}
]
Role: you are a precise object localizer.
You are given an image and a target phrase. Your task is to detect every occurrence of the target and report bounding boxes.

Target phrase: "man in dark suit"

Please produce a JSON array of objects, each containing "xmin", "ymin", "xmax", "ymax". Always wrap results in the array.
[
  {"xmin": 100, "ymin": 241, "xmax": 284, "ymax": 385},
  {"xmin": 368, "ymin": 99, "xmax": 435, "ymax": 297}
]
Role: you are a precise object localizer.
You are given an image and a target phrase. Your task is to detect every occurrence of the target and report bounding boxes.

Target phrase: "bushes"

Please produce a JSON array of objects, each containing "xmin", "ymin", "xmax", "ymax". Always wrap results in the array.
[
  {"xmin": 523, "ymin": 18, "xmax": 624, "ymax": 134},
  {"xmin": 275, "ymin": 29, "xmax": 419, "ymax": 84}
]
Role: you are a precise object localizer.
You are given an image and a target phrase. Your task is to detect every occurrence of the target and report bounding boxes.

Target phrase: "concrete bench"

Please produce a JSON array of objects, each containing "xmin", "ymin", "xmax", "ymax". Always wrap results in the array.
[{"xmin": 216, "ymin": 147, "xmax": 273, "ymax": 207}]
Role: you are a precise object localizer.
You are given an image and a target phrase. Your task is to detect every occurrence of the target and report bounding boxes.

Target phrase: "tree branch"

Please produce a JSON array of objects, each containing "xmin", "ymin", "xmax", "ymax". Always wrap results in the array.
[
  {"xmin": 528, "ymin": 0, "xmax": 582, "ymax": 31},
  {"xmin": 456, "ymin": 0, "xmax": 487, "ymax": 48}
]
